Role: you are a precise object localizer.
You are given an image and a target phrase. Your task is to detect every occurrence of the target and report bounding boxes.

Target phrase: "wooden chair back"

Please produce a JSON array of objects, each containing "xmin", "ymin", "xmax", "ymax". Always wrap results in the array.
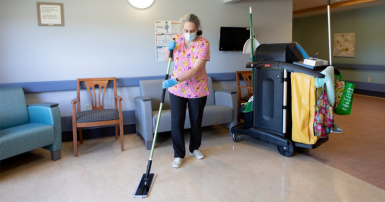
[
  {"xmin": 76, "ymin": 77, "xmax": 118, "ymax": 112},
  {"xmin": 236, "ymin": 71, "xmax": 253, "ymax": 100},
  {"xmin": 236, "ymin": 71, "xmax": 253, "ymax": 122}
]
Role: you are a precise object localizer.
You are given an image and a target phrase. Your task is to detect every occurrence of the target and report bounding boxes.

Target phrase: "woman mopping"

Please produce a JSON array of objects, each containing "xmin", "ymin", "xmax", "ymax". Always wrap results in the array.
[{"xmin": 163, "ymin": 13, "xmax": 210, "ymax": 168}]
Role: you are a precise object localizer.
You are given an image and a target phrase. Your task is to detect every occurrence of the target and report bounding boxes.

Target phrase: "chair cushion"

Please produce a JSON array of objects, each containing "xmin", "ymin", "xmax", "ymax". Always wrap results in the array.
[
  {"xmin": 0, "ymin": 123, "xmax": 54, "ymax": 160},
  {"xmin": 139, "ymin": 77, "xmax": 215, "ymax": 110},
  {"xmin": 0, "ymin": 87, "xmax": 29, "ymax": 130},
  {"xmin": 76, "ymin": 109, "xmax": 119, "ymax": 123},
  {"xmin": 152, "ymin": 105, "xmax": 233, "ymax": 133}
]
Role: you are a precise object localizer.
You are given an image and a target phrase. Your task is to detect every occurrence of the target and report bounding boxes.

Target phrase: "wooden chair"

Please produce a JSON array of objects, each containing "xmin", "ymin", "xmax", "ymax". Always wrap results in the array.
[
  {"xmin": 71, "ymin": 77, "xmax": 124, "ymax": 157},
  {"xmin": 236, "ymin": 71, "xmax": 253, "ymax": 121}
]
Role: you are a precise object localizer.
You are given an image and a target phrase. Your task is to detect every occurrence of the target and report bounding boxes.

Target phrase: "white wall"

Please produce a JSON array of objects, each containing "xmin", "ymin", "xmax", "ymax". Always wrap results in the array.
[{"xmin": 0, "ymin": 0, "xmax": 293, "ymax": 117}]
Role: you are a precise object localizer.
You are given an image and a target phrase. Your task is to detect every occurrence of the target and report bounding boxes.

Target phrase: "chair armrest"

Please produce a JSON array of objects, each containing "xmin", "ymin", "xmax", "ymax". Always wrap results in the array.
[
  {"xmin": 215, "ymin": 91, "xmax": 237, "ymax": 107},
  {"xmin": 28, "ymin": 102, "xmax": 59, "ymax": 107},
  {"xmin": 134, "ymin": 96, "xmax": 153, "ymax": 146},
  {"xmin": 71, "ymin": 98, "xmax": 80, "ymax": 104},
  {"xmin": 135, "ymin": 96, "xmax": 151, "ymax": 101},
  {"xmin": 115, "ymin": 95, "xmax": 123, "ymax": 101},
  {"xmin": 214, "ymin": 91, "xmax": 238, "ymax": 128},
  {"xmin": 28, "ymin": 105, "xmax": 62, "ymax": 151}
]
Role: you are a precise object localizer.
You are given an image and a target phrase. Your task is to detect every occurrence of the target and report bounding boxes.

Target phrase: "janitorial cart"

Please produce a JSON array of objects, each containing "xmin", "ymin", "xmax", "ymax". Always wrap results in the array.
[{"xmin": 231, "ymin": 43, "xmax": 331, "ymax": 157}]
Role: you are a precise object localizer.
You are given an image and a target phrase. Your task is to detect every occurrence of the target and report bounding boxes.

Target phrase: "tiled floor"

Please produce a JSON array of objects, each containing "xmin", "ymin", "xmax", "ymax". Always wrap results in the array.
[{"xmin": 1, "ymin": 124, "xmax": 385, "ymax": 201}]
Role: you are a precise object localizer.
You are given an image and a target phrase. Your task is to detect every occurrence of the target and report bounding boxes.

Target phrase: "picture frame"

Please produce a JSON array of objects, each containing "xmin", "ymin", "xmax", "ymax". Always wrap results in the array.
[
  {"xmin": 37, "ymin": 2, "xmax": 65, "ymax": 26},
  {"xmin": 333, "ymin": 33, "xmax": 355, "ymax": 57}
]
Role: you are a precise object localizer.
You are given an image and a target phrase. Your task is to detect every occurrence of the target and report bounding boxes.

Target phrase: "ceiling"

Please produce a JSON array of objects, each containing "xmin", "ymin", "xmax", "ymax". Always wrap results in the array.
[{"xmin": 293, "ymin": 0, "xmax": 385, "ymax": 18}]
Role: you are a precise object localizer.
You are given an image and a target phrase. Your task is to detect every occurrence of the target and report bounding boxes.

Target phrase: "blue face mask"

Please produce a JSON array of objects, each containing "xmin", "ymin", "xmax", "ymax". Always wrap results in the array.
[{"xmin": 184, "ymin": 32, "xmax": 197, "ymax": 42}]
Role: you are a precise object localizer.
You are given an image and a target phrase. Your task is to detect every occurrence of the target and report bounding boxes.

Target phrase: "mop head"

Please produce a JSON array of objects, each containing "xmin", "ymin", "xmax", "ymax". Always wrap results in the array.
[{"xmin": 132, "ymin": 173, "xmax": 156, "ymax": 198}]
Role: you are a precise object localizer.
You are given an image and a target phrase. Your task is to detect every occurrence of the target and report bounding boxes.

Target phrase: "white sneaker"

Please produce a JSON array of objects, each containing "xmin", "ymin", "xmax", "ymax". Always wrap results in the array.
[
  {"xmin": 190, "ymin": 150, "xmax": 204, "ymax": 159},
  {"xmin": 172, "ymin": 158, "xmax": 183, "ymax": 168}
]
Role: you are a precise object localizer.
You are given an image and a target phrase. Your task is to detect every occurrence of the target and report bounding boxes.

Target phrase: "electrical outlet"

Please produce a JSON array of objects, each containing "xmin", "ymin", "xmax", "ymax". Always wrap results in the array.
[
  {"xmin": 368, "ymin": 77, "xmax": 371, "ymax": 82},
  {"xmin": 85, "ymin": 104, "xmax": 91, "ymax": 110}
]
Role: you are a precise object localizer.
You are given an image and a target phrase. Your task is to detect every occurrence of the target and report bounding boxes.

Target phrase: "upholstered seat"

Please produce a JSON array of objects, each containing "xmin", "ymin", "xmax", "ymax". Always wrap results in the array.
[
  {"xmin": 0, "ymin": 87, "xmax": 62, "ymax": 161},
  {"xmin": 76, "ymin": 109, "xmax": 119, "ymax": 123},
  {"xmin": 152, "ymin": 105, "xmax": 233, "ymax": 132},
  {"xmin": 0, "ymin": 123, "xmax": 54, "ymax": 158},
  {"xmin": 135, "ymin": 77, "xmax": 238, "ymax": 150}
]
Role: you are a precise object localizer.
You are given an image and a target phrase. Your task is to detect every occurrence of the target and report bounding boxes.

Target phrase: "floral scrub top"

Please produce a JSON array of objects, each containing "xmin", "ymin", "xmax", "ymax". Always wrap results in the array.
[{"xmin": 168, "ymin": 33, "xmax": 210, "ymax": 98}]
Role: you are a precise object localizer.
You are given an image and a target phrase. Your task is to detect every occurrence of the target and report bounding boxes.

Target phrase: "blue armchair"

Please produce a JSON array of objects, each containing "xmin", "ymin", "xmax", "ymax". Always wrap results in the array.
[{"xmin": 0, "ymin": 87, "xmax": 62, "ymax": 161}]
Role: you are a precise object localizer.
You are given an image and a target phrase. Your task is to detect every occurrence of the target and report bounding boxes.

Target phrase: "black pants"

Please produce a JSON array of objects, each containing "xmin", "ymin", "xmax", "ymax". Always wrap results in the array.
[{"xmin": 170, "ymin": 93, "xmax": 207, "ymax": 158}]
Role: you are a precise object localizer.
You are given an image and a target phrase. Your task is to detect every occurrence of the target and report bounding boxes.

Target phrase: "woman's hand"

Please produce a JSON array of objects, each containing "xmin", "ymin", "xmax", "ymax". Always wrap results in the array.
[
  {"xmin": 164, "ymin": 41, "xmax": 176, "ymax": 62},
  {"xmin": 162, "ymin": 79, "xmax": 178, "ymax": 89},
  {"xmin": 168, "ymin": 41, "xmax": 176, "ymax": 51}
]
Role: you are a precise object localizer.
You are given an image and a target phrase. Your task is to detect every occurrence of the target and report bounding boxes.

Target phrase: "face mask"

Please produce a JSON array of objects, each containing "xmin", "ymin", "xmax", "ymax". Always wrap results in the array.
[{"xmin": 184, "ymin": 32, "xmax": 197, "ymax": 41}]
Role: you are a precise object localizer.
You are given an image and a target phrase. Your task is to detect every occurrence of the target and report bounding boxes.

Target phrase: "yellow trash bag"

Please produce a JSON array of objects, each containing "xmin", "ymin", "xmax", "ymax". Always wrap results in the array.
[{"xmin": 291, "ymin": 73, "xmax": 319, "ymax": 145}]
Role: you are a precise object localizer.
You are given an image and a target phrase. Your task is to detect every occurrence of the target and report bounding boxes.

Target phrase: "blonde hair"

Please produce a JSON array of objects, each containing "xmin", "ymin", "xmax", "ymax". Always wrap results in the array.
[{"xmin": 180, "ymin": 14, "xmax": 203, "ymax": 35}]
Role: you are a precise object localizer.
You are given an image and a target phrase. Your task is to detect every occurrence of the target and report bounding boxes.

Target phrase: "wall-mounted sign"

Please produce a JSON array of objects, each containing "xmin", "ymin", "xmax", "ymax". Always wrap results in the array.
[
  {"xmin": 37, "ymin": 2, "xmax": 65, "ymax": 26},
  {"xmin": 155, "ymin": 20, "xmax": 182, "ymax": 61}
]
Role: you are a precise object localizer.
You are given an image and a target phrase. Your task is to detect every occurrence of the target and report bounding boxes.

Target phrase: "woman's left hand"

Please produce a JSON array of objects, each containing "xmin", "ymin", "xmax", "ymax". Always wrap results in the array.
[{"xmin": 162, "ymin": 79, "xmax": 178, "ymax": 89}]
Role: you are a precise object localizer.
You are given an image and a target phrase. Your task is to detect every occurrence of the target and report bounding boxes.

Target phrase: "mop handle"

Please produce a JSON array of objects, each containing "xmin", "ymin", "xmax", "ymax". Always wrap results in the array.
[
  {"xmin": 250, "ymin": 6, "xmax": 254, "ymax": 62},
  {"xmin": 327, "ymin": 0, "xmax": 332, "ymax": 65},
  {"xmin": 250, "ymin": 6, "xmax": 255, "ymax": 86},
  {"xmin": 149, "ymin": 39, "xmax": 175, "ymax": 160}
]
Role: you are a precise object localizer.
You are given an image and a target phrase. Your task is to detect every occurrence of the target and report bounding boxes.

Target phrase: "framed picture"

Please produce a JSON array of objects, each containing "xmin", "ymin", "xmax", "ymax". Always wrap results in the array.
[
  {"xmin": 333, "ymin": 33, "xmax": 355, "ymax": 57},
  {"xmin": 37, "ymin": 2, "xmax": 65, "ymax": 26}
]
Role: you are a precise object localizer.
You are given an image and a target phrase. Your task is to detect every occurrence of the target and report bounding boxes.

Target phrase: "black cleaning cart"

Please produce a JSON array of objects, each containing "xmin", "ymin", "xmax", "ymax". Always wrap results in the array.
[{"xmin": 230, "ymin": 43, "xmax": 329, "ymax": 157}]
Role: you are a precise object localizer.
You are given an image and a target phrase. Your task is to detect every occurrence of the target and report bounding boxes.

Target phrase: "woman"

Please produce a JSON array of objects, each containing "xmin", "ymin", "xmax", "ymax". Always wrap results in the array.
[{"xmin": 162, "ymin": 14, "xmax": 210, "ymax": 168}]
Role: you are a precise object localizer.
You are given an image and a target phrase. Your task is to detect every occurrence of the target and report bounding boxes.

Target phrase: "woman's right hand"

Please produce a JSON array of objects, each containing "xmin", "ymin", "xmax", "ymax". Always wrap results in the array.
[
  {"xmin": 162, "ymin": 79, "xmax": 178, "ymax": 89},
  {"xmin": 168, "ymin": 41, "xmax": 176, "ymax": 51}
]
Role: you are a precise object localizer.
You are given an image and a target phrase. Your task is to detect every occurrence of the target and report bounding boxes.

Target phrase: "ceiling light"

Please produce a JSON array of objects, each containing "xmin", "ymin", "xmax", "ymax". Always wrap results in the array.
[{"xmin": 128, "ymin": 0, "xmax": 154, "ymax": 9}]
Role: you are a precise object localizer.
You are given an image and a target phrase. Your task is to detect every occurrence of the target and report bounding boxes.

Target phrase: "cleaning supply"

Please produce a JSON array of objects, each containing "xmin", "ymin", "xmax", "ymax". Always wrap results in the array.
[
  {"xmin": 315, "ymin": 66, "xmax": 335, "ymax": 107},
  {"xmin": 304, "ymin": 58, "xmax": 328, "ymax": 66},
  {"xmin": 291, "ymin": 72, "xmax": 318, "ymax": 144},
  {"xmin": 335, "ymin": 81, "xmax": 354, "ymax": 115},
  {"xmin": 133, "ymin": 39, "xmax": 175, "ymax": 199},
  {"xmin": 314, "ymin": 84, "xmax": 334, "ymax": 138}
]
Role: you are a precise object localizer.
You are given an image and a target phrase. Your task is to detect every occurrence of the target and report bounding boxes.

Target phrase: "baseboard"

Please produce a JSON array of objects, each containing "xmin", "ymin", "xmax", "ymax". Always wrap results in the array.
[
  {"xmin": 354, "ymin": 89, "xmax": 385, "ymax": 98},
  {"xmin": 62, "ymin": 124, "xmax": 136, "ymax": 142},
  {"xmin": 344, "ymin": 80, "xmax": 385, "ymax": 98}
]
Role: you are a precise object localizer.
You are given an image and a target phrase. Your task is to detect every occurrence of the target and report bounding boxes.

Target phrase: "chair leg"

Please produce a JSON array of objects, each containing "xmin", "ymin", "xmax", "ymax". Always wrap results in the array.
[
  {"xmin": 115, "ymin": 124, "xmax": 118, "ymax": 140},
  {"xmin": 79, "ymin": 128, "xmax": 83, "ymax": 144},
  {"xmin": 73, "ymin": 127, "xmax": 78, "ymax": 157},
  {"xmin": 145, "ymin": 140, "xmax": 153, "ymax": 150},
  {"xmin": 51, "ymin": 150, "xmax": 61, "ymax": 161},
  {"xmin": 120, "ymin": 122, "xmax": 124, "ymax": 151}
]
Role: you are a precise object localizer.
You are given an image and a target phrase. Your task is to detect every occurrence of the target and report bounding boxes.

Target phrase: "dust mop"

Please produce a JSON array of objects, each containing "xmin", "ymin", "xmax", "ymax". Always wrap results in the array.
[{"xmin": 133, "ymin": 40, "xmax": 174, "ymax": 198}]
